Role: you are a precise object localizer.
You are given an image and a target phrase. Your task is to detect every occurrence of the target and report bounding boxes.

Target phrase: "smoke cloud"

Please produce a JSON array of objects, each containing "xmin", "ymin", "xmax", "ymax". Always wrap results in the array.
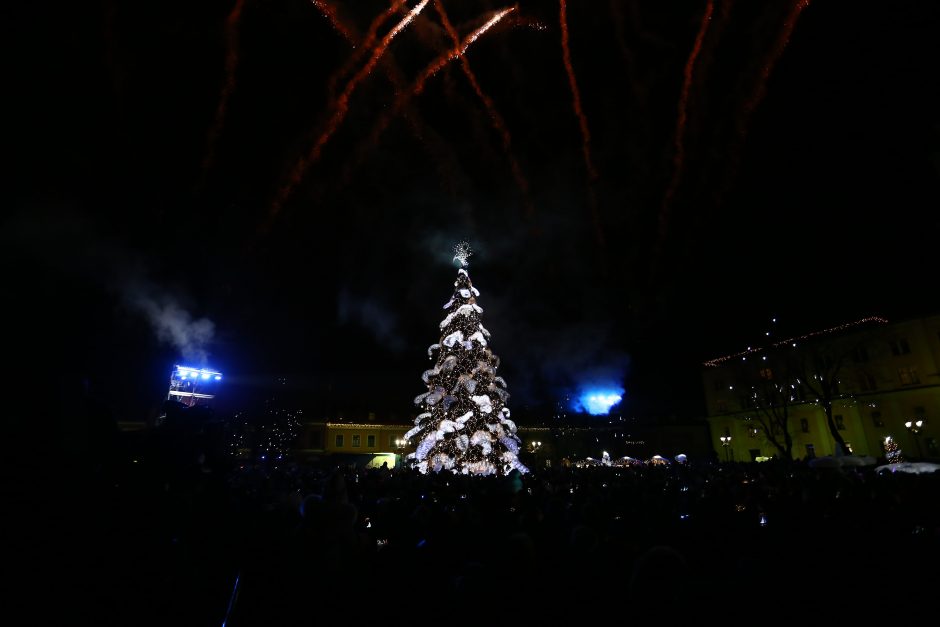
[
  {"xmin": 124, "ymin": 285, "xmax": 216, "ymax": 366},
  {"xmin": 7, "ymin": 205, "xmax": 216, "ymax": 365},
  {"xmin": 337, "ymin": 288, "xmax": 406, "ymax": 352}
]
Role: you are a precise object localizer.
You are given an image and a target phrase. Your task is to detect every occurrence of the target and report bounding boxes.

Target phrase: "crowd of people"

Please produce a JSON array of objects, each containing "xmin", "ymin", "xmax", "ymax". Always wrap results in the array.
[{"xmin": 41, "ymin": 420, "xmax": 939, "ymax": 625}]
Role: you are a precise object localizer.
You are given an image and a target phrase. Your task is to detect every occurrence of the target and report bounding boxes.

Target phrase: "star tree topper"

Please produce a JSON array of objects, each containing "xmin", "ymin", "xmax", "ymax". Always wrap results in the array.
[{"xmin": 453, "ymin": 241, "xmax": 472, "ymax": 268}]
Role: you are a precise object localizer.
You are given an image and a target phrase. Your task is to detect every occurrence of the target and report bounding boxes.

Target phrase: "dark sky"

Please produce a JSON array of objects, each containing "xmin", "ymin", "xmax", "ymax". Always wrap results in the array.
[{"xmin": 8, "ymin": 0, "xmax": 939, "ymax": 423}]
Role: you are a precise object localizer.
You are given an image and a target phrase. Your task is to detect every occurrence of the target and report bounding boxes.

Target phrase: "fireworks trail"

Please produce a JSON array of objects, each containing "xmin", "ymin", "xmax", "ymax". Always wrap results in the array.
[
  {"xmin": 434, "ymin": 1, "xmax": 533, "ymax": 217},
  {"xmin": 560, "ymin": 0, "xmax": 604, "ymax": 247},
  {"xmin": 658, "ymin": 0, "xmax": 714, "ymax": 243},
  {"xmin": 310, "ymin": 0, "xmax": 357, "ymax": 42},
  {"xmin": 310, "ymin": 0, "xmax": 450, "ymax": 187},
  {"xmin": 327, "ymin": 0, "xmax": 410, "ymax": 100},
  {"xmin": 201, "ymin": 0, "xmax": 248, "ymax": 181},
  {"xmin": 415, "ymin": 6, "xmax": 516, "ymax": 93},
  {"xmin": 609, "ymin": 0, "xmax": 642, "ymax": 106},
  {"xmin": 344, "ymin": 5, "xmax": 516, "ymax": 190},
  {"xmin": 739, "ymin": 0, "xmax": 811, "ymax": 136},
  {"xmin": 711, "ymin": 0, "xmax": 811, "ymax": 211},
  {"xmin": 269, "ymin": 0, "xmax": 430, "ymax": 219}
]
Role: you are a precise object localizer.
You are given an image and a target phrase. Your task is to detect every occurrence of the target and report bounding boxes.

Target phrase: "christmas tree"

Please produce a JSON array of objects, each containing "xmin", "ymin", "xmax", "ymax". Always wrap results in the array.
[
  {"xmin": 883, "ymin": 435, "xmax": 903, "ymax": 463},
  {"xmin": 405, "ymin": 243, "xmax": 528, "ymax": 476}
]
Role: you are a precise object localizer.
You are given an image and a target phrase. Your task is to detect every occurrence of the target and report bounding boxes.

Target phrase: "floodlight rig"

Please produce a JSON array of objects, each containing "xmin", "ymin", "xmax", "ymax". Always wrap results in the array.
[{"xmin": 167, "ymin": 365, "xmax": 222, "ymax": 407}]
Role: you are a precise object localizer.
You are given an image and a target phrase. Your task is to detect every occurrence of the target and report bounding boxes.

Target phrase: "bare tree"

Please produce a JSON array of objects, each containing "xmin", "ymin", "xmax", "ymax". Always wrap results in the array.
[{"xmin": 732, "ymin": 349, "xmax": 797, "ymax": 460}]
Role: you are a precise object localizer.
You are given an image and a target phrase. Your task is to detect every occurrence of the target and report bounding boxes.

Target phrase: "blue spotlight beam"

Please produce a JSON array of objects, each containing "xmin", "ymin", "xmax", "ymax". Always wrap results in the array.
[{"xmin": 576, "ymin": 388, "xmax": 623, "ymax": 415}]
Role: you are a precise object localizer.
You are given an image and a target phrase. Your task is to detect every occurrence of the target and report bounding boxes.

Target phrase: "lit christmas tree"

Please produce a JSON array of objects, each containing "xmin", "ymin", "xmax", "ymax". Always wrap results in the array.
[
  {"xmin": 883, "ymin": 435, "xmax": 903, "ymax": 463},
  {"xmin": 405, "ymin": 243, "xmax": 528, "ymax": 476}
]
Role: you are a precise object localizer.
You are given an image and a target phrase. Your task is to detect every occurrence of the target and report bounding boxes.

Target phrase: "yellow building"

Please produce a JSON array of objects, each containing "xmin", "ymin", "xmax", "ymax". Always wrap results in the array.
[
  {"xmin": 702, "ymin": 315, "xmax": 940, "ymax": 461},
  {"xmin": 295, "ymin": 418, "xmax": 412, "ymax": 468}
]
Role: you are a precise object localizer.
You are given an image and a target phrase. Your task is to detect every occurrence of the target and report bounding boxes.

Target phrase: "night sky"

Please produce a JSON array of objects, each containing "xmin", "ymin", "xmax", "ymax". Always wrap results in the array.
[{"xmin": 8, "ymin": 0, "xmax": 939, "ymax": 424}]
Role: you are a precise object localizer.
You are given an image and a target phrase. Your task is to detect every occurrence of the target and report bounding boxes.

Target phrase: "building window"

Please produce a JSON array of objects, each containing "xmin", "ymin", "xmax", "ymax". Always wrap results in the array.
[
  {"xmin": 850, "ymin": 346, "xmax": 869, "ymax": 363},
  {"xmin": 835, "ymin": 415, "xmax": 845, "ymax": 430},
  {"xmin": 759, "ymin": 368, "xmax": 773, "ymax": 380},
  {"xmin": 889, "ymin": 339, "xmax": 911, "ymax": 355},
  {"xmin": 367, "ymin": 434, "xmax": 376, "ymax": 448},
  {"xmin": 748, "ymin": 426, "xmax": 759, "ymax": 438},
  {"xmin": 335, "ymin": 434, "xmax": 344, "ymax": 447},
  {"xmin": 805, "ymin": 443, "xmax": 816, "ymax": 459},
  {"xmin": 871, "ymin": 411, "xmax": 884, "ymax": 428},
  {"xmin": 716, "ymin": 400, "xmax": 728, "ymax": 413},
  {"xmin": 713, "ymin": 379, "xmax": 723, "ymax": 391},
  {"xmin": 800, "ymin": 418, "xmax": 809, "ymax": 433},
  {"xmin": 724, "ymin": 427, "xmax": 731, "ymax": 437},
  {"xmin": 858, "ymin": 372, "xmax": 877, "ymax": 391},
  {"xmin": 352, "ymin": 434, "xmax": 361, "ymax": 447},
  {"xmin": 898, "ymin": 367, "xmax": 920, "ymax": 385}
]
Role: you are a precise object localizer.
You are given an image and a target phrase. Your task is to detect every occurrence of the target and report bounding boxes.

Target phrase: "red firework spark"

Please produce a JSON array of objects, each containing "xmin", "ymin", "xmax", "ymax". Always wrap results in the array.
[
  {"xmin": 434, "ymin": 1, "xmax": 533, "ymax": 216},
  {"xmin": 327, "ymin": 0, "xmax": 410, "ymax": 99},
  {"xmin": 310, "ymin": 0, "xmax": 356, "ymax": 42},
  {"xmin": 560, "ymin": 0, "xmax": 603, "ymax": 247},
  {"xmin": 559, "ymin": 0, "xmax": 596, "ymax": 181},
  {"xmin": 739, "ymin": 0, "xmax": 811, "ymax": 133},
  {"xmin": 709, "ymin": 0, "xmax": 810, "ymax": 213},
  {"xmin": 415, "ymin": 6, "xmax": 516, "ymax": 95},
  {"xmin": 658, "ymin": 0, "xmax": 714, "ymax": 240},
  {"xmin": 311, "ymin": 0, "xmax": 435, "ymax": 165},
  {"xmin": 202, "ymin": 0, "xmax": 247, "ymax": 177},
  {"xmin": 270, "ymin": 0, "xmax": 430, "ymax": 218},
  {"xmin": 356, "ymin": 4, "xmax": 515, "ymax": 165}
]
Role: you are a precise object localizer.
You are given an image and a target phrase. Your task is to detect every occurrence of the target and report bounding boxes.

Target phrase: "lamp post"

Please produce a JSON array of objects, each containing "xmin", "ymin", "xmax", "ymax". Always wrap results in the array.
[
  {"xmin": 719, "ymin": 435, "xmax": 732, "ymax": 462},
  {"xmin": 528, "ymin": 440, "xmax": 542, "ymax": 467},
  {"xmin": 904, "ymin": 419, "xmax": 925, "ymax": 459}
]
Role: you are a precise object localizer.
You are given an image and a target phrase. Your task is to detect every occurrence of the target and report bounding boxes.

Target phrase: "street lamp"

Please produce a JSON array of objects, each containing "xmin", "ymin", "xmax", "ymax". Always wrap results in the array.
[
  {"xmin": 719, "ymin": 435, "xmax": 732, "ymax": 462},
  {"xmin": 904, "ymin": 419, "xmax": 925, "ymax": 459},
  {"xmin": 528, "ymin": 441, "xmax": 543, "ymax": 467}
]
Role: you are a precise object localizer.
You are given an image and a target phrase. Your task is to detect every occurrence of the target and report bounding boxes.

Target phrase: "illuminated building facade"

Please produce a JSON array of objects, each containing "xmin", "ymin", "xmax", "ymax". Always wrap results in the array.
[{"xmin": 703, "ymin": 315, "xmax": 940, "ymax": 461}]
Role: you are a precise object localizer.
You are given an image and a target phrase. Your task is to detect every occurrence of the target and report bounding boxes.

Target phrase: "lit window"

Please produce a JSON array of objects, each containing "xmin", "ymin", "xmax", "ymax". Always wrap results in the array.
[
  {"xmin": 800, "ymin": 418, "xmax": 809, "ymax": 433},
  {"xmin": 898, "ymin": 367, "xmax": 920, "ymax": 385},
  {"xmin": 759, "ymin": 368, "xmax": 773, "ymax": 380},
  {"xmin": 352, "ymin": 434, "xmax": 361, "ymax": 448}
]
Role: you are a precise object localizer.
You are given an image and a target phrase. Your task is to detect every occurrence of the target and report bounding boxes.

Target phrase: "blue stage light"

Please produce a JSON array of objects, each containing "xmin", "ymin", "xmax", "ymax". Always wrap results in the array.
[
  {"xmin": 575, "ymin": 388, "xmax": 624, "ymax": 415},
  {"xmin": 215, "ymin": 375, "xmax": 222, "ymax": 380},
  {"xmin": 202, "ymin": 372, "xmax": 210, "ymax": 379}
]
